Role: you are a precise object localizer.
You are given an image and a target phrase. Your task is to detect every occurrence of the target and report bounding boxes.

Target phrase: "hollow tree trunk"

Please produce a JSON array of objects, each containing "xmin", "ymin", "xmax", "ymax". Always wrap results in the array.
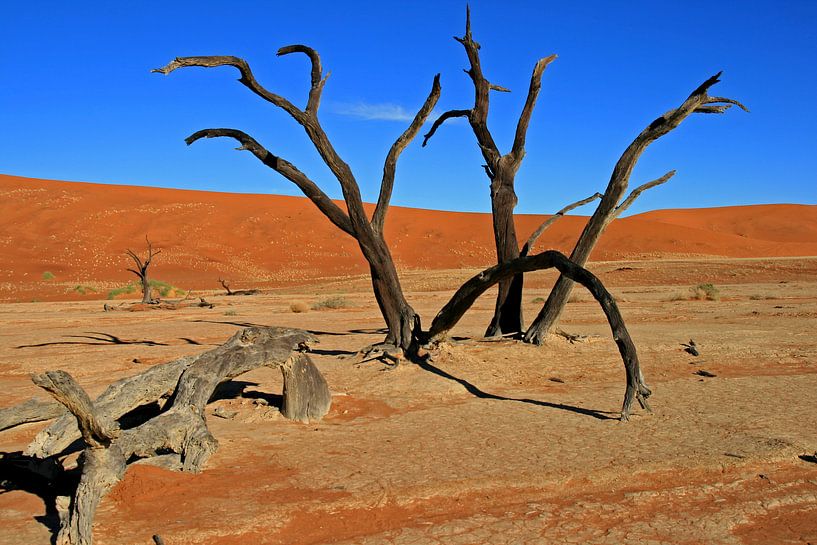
[{"xmin": 485, "ymin": 169, "xmax": 524, "ymax": 337}]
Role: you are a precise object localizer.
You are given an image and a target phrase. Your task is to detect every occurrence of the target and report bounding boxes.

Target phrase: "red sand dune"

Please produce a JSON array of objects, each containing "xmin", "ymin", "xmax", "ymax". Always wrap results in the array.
[{"xmin": 1, "ymin": 173, "xmax": 815, "ymax": 302}]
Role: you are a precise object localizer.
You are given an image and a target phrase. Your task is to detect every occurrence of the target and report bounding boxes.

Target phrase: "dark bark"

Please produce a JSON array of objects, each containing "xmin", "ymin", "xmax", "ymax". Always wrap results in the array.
[
  {"xmin": 27, "ymin": 327, "xmax": 325, "ymax": 545},
  {"xmin": 423, "ymin": 7, "xmax": 556, "ymax": 337},
  {"xmin": 524, "ymin": 74, "xmax": 747, "ymax": 344},
  {"xmin": 156, "ymin": 50, "xmax": 440, "ymax": 352},
  {"xmin": 427, "ymin": 250, "xmax": 651, "ymax": 421},
  {"xmin": 125, "ymin": 237, "xmax": 160, "ymax": 304},
  {"xmin": 219, "ymin": 278, "xmax": 259, "ymax": 296}
]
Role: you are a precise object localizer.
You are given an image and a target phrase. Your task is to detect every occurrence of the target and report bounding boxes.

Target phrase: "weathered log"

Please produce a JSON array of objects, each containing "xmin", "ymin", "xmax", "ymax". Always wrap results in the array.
[
  {"xmin": 29, "ymin": 326, "xmax": 326, "ymax": 545},
  {"xmin": 281, "ymin": 352, "xmax": 332, "ymax": 422},
  {"xmin": 27, "ymin": 356, "xmax": 197, "ymax": 458},
  {"xmin": 427, "ymin": 250, "xmax": 651, "ymax": 421},
  {"xmin": 0, "ymin": 398, "xmax": 64, "ymax": 431}
]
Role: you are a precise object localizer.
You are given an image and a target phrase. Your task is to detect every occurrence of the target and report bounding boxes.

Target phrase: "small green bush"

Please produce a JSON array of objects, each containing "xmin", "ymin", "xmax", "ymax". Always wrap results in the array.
[
  {"xmin": 107, "ymin": 283, "xmax": 137, "ymax": 299},
  {"xmin": 311, "ymin": 296, "xmax": 352, "ymax": 310},
  {"xmin": 531, "ymin": 297, "xmax": 545, "ymax": 304},
  {"xmin": 42, "ymin": 271, "xmax": 55, "ymax": 280}
]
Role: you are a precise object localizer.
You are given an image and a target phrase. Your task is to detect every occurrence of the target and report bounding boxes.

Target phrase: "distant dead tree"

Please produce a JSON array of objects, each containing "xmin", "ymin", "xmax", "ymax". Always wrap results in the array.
[
  {"xmin": 126, "ymin": 237, "xmax": 160, "ymax": 304},
  {"xmin": 424, "ymin": 8, "xmax": 747, "ymax": 344},
  {"xmin": 218, "ymin": 278, "xmax": 259, "ymax": 296}
]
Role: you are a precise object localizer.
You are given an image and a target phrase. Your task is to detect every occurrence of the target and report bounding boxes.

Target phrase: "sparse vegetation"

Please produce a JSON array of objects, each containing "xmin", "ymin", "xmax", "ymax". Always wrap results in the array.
[
  {"xmin": 223, "ymin": 309, "xmax": 238, "ymax": 316},
  {"xmin": 42, "ymin": 271, "xmax": 55, "ymax": 280},
  {"xmin": 289, "ymin": 301, "xmax": 310, "ymax": 313},
  {"xmin": 669, "ymin": 283, "xmax": 721, "ymax": 302},
  {"xmin": 106, "ymin": 279, "xmax": 184, "ymax": 300},
  {"xmin": 311, "ymin": 296, "xmax": 353, "ymax": 310},
  {"xmin": 73, "ymin": 285, "xmax": 96, "ymax": 295},
  {"xmin": 531, "ymin": 297, "xmax": 545, "ymax": 304},
  {"xmin": 693, "ymin": 283, "xmax": 720, "ymax": 301}
]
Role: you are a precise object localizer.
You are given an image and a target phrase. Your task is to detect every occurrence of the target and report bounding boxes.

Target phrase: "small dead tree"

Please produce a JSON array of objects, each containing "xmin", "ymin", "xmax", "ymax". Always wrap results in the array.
[
  {"xmin": 524, "ymin": 74, "xmax": 748, "ymax": 344},
  {"xmin": 423, "ymin": 7, "xmax": 555, "ymax": 337},
  {"xmin": 126, "ymin": 237, "xmax": 160, "ymax": 304},
  {"xmin": 154, "ymin": 48, "xmax": 441, "ymax": 352}
]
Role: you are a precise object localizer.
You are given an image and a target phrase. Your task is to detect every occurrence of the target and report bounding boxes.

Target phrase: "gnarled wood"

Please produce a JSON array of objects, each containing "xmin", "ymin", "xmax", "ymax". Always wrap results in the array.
[
  {"xmin": 427, "ymin": 250, "xmax": 651, "ymax": 421},
  {"xmin": 0, "ymin": 398, "xmax": 64, "ymax": 431},
  {"xmin": 525, "ymin": 74, "xmax": 747, "ymax": 344},
  {"xmin": 218, "ymin": 278, "xmax": 259, "ymax": 296},
  {"xmin": 28, "ymin": 327, "xmax": 326, "ymax": 545},
  {"xmin": 156, "ymin": 47, "xmax": 440, "ymax": 352}
]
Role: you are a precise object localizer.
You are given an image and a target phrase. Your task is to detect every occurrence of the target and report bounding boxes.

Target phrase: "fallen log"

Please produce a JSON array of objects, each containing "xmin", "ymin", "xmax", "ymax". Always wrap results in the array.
[{"xmin": 21, "ymin": 326, "xmax": 330, "ymax": 545}]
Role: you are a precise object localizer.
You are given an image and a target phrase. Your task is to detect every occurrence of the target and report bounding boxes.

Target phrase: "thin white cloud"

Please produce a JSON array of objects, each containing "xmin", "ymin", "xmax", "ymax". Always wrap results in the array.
[{"xmin": 333, "ymin": 101, "xmax": 415, "ymax": 121}]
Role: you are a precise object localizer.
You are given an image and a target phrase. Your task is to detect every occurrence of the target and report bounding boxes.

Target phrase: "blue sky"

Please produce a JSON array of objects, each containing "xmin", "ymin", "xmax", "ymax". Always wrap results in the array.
[{"xmin": 1, "ymin": 1, "xmax": 815, "ymax": 215}]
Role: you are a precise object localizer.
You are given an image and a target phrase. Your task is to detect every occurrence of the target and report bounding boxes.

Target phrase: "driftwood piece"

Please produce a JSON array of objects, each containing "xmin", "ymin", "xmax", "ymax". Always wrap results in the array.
[
  {"xmin": 27, "ymin": 326, "xmax": 327, "ymax": 545},
  {"xmin": 426, "ymin": 250, "xmax": 651, "ymax": 421}
]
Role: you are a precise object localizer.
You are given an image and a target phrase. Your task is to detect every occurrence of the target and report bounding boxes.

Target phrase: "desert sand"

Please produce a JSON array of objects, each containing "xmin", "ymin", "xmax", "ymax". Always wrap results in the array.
[{"xmin": 0, "ymin": 174, "xmax": 815, "ymax": 545}]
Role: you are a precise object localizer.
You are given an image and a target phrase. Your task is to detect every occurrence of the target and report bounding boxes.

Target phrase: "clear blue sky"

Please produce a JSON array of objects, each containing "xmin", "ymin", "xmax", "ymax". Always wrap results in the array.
[{"xmin": 1, "ymin": 1, "xmax": 815, "ymax": 215}]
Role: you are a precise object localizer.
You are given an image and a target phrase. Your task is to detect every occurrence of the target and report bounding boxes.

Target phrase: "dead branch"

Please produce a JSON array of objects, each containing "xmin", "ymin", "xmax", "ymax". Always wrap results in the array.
[
  {"xmin": 426, "ymin": 250, "xmax": 651, "ymax": 421},
  {"xmin": 525, "ymin": 72, "xmax": 747, "ymax": 344},
  {"xmin": 522, "ymin": 192, "xmax": 603, "ymax": 256},
  {"xmin": 612, "ymin": 170, "xmax": 676, "ymax": 219},
  {"xmin": 372, "ymin": 74, "xmax": 442, "ymax": 233}
]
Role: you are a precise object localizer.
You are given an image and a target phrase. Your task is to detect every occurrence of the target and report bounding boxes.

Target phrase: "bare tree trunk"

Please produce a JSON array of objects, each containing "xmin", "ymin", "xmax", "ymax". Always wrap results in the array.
[
  {"xmin": 524, "ymin": 74, "xmax": 747, "ymax": 344},
  {"xmin": 485, "ymin": 169, "xmax": 523, "ymax": 336},
  {"xmin": 423, "ymin": 8, "xmax": 555, "ymax": 338}
]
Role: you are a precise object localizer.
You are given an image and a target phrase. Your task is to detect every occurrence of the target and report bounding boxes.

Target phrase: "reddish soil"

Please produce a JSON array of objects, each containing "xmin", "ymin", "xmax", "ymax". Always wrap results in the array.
[{"xmin": 0, "ymin": 175, "xmax": 815, "ymax": 545}]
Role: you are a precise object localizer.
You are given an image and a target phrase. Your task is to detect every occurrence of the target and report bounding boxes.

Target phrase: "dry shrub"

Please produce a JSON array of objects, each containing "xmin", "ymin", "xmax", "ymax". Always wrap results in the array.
[
  {"xmin": 312, "ymin": 296, "xmax": 352, "ymax": 310},
  {"xmin": 289, "ymin": 301, "xmax": 310, "ymax": 313},
  {"xmin": 668, "ymin": 283, "xmax": 720, "ymax": 302}
]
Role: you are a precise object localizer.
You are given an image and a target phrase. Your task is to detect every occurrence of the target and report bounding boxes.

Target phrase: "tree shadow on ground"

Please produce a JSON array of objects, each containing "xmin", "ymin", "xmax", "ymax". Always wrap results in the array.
[
  {"xmin": 15, "ymin": 332, "xmax": 168, "ymax": 349},
  {"xmin": 416, "ymin": 358, "xmax": 618, "ymax": 421},
  {"xmin": 0, "ymin": 451, "xmax": 79, "ymax": 544}
]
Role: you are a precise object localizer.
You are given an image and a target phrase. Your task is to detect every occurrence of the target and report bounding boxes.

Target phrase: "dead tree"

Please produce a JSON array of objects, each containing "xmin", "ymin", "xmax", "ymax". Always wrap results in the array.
[
  {"xmin": 154, "ymin": 47, "xmax": 441, "ymax": 352},
  {"xmin": 218, "ymin": 278, "xmax": 259, "ymax": 296},
  {"xmin": 423, "ymin": 7, "xmax": 556, "ymax": 337},
  {"xmin": 524, "ymin": 74, "xmax": 748, "ymax": 344},
  {"xmin": 126, "ymin": 237, "xmax": 160, "ymax": 304},
  {"xmin": 5, "ymin": 326, "xmax": 329, "ymax": 545}
]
